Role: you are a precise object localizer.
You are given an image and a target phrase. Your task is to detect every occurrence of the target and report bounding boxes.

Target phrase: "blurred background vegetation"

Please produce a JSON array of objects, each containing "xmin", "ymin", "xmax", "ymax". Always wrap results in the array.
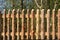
[{"xmin": 0, "ymin": 0, "xmax": 60, "ymax": 10}]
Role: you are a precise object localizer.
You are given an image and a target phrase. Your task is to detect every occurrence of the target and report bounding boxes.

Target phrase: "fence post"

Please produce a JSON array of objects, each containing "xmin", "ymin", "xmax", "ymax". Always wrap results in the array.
[
  {"xmin": 35, "ymin": 9, "xmax": 39, "ymax": 39},
  {"xmin": 21, "ymin": 9, "xmax": 25, "ymax": 40},
  {"xmin": 52, "ymin": 9, "xmax": 55, "ymax": 40},
  {"xmin": 58, "ymin": 9, "xmax": 60, "ymax": 40},
  {"xmin": 2, "ymin": 9, "xmax": 6, "ymax": 40},
  {"xmin": 11, "ymin": 9, "xmax": 15, "ymax": 40},
  {"xmin": 41, "ymin": 9, "xmax": 44, "ymax": 40},
  {"xmin": 16, "ymin": 9, "xmax": 20, "ymax": 40},
  {"xmin": 30, "ymin": 9, "xmax": 34, "ymax": 40},
  {"xmin": 26, "ymin": 9, "xmax": 30, "ymax": 39},
  {"xmin": 47, "ymin": 9, "xmax": 50, "ymax": 40},
  {"xmin": 7, "ymin": 9, "xmax": 11, "ymax": 40}
]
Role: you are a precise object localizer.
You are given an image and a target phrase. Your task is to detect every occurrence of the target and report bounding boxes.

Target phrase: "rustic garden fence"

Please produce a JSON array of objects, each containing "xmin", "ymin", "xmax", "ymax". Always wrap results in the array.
[{"xmin": 0, "ymin": 9, "xmax": 60, "ymax": 40}]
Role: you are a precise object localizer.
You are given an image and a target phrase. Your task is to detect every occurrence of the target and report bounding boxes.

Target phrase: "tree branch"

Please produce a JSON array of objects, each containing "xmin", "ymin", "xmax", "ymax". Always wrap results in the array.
[{"xmin": 34, "ymin": 0, "xmax": 42, "ymax": 9}]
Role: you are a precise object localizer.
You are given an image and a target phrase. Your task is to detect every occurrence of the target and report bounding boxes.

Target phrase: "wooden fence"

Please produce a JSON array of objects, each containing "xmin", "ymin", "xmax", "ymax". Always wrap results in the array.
[{"xmin": 0, "ymin": 9, "xmax": 60, "ymax": 40}]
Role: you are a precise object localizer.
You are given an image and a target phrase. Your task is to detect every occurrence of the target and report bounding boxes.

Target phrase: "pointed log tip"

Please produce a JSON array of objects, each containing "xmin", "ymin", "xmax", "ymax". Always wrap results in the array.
[
  {"xmin": 3, "ymin": 9, "xmax": 6, "ymax": 11},
  {"xmin": 22, "ymin": 9, "xmax": 25, "ymax": 12},
  {"xmin": 3, "ymin": 9, "xmax": 6, "ymax": 14},
  {"xmin": 31, "ymin": 9, "xmax": 34, "ymax": 11},
  {"xmin": 27, "ymin": 9, "xmax": 29, "ymax": 14},
  {"xmin": 53, "ymin": 9, "xmax": 55, "ymax": 11},
  {"xmin": 4, "ymin": 9, "xmax": 6, "ymax": 11},
  {"xmin": 12, "ymin": 9, "xmax": 15, "ymax": 14},
  {"xmin": 47, "ymin": 9, "xmax": 50, "ymax": 11},
  {"xmin": 8, "ymin": 9, "xmax": 11, "ymax": 14},
  {"xmin": 41, "ymin": 9, "xmax": 44, "ymax": 12},
  {"xmin": 36, "ymin": 9, "xmax": 39, "ymax": 15},
  {"xmin": 12, "ymin": 9, "xmax": 15, "ymax": 12},
  {"xmin": 27, "ymin": 9, "xmax": 29, "ymax": 12},
  {"xmin": 21, "ymin": 9, "xmax": 25, "ymax": 14},
  {"xmin": 8, "ymin": 9, "xmax": 10, "ymax": 12},
  {"xmin": 58, "ymin": 9, "xmax": 60, "ymax": 11},
  {"xmin": 37, "ymin": 9, "xmax": 39, "ymax": 12},
  {"xmin": 17, "ymin": 9, "xmax": 20, "ymax": 13},
  {"xmin": 41, "ymin": 9, "xmax": 44, "ymax": 11}
]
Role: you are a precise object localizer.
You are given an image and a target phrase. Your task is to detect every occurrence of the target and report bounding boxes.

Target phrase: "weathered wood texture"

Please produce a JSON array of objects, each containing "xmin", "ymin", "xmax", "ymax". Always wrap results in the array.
[
  {"xmin": 58, "ymin": 9, "xmax": 60, "ymax": 40},
  {"xmin": 0, "ymin": 9, "xmax": 60, "ymax": 40}
]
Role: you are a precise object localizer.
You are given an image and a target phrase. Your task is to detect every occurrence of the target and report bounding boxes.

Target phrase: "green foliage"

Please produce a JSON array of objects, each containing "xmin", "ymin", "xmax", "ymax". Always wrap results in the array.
[{"xmin": 5, "ymin": 0, "xmax": 60, "ymax": 10}]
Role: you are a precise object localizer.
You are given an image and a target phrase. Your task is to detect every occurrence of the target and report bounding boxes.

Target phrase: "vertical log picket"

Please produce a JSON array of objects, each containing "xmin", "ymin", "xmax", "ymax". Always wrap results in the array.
[
  {"xmin": 26, "ymin": 9, "xmax": 30, "ymax": 39},
  {"xmin": 58, "ymin": 9, "xmax": 60, "ymax": 40},
  {"xmin": 11, "ymin": 9, "xmax": 15, "ymax": 40},
  {"xmin": 41, "ymin": 9, "xmax": 44, "ymax": 40},
  {"xmin": 21, "ymin": 9, "xmax": 24, "ymax": 40},
  {"xmin": 47, "ymin": 9, "xmax": 50, "ymax": 40},
  {"xmin": 16, "ymin": 9, "xmax": 20, "ymax": 40},
  {"xmin": 7, "ymin": 10, "xmax": 11, "ymax": 40},
  {"xmin": 3, "ymin": 9, "xmax": 6, "ymax": 40},
  {"xmin": 52, "ymin": 9, "xmax": 55, "ymax": 40},
  {"xmin": 0, "ymin": 9, "xmax": 60, "ymax": 40},
  {"xmin": 30, "ymin": 9, "xmax": 34, "ymax": 40},
  {"xmin": 36, "ymin": 9, "xmax": 39, "ymax": 39}
]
